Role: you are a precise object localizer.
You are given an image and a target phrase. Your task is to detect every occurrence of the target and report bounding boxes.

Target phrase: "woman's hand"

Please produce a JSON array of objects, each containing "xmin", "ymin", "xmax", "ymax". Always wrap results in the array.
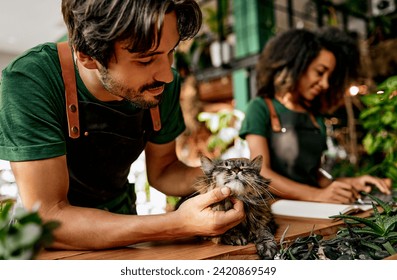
[
  {"xmin": 176, "ymin": 187, "xmax": 245, "ymax": 236},
  {"xmin": 338, "ymin": 176, "xmax": 392, "ymax": 195},
  {"xmin": 316, "ymin": 176, "xmax": 392, "ymax": 204},
  {"xmin": 316, "ymin": 181, "xmax": 360, "ymax": 204}
]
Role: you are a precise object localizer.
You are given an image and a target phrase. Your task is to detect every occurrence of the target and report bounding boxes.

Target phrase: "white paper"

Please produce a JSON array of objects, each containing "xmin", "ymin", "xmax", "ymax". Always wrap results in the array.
[{"xmin": 271, "ymin": 199, "xmax": 373, "ymax": 220}]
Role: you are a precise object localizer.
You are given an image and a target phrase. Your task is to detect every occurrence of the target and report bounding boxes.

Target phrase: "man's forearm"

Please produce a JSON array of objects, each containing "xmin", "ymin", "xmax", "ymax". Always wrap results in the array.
[
  {"xmin": 149, "ymin": 162, "xmax": 202, "ymax": 197},
  {"xmin": 48, "ymin": 202, "xmax": 186, "ymax": 250}
]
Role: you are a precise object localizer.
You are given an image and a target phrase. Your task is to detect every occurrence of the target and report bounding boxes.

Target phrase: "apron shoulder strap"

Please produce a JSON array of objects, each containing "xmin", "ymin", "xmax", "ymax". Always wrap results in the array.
[
  {"xmin": 57, "ymin": 42, "xmax": 162, "ymax": 134},
  {"xmin": 149, "ymin": 106, "xmax": 161, "ymax": 131},
  {"xmin": 264, "ymin": 97, "xmax": 320, "ymax": 131},
  {"xmin": 57, "ymin": 42, "xmax": 80, "ymax": 139},
  {"xmin": 264, "ymin": 98, "xmax": 282, "ymax": 132}
]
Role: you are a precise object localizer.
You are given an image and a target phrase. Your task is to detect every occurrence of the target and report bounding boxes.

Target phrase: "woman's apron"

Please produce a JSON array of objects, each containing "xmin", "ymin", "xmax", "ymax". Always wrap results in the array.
[{"xmin": 264, "ymin": 98, "xmax": 326, "ymax": 186}]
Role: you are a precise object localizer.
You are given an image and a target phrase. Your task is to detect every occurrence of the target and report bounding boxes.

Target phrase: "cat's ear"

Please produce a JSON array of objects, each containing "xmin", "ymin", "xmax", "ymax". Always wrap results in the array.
[
  {"xmin": 251, "ymin": 155, "xmax": 263, "ymax": 172},
  {"xmin": 200, "ymin": 156, "xmax": 215, "ymax": 175}
]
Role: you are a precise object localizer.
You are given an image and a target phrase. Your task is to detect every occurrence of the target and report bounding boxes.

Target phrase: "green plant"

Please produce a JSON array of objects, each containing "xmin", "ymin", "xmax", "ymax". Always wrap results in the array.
[
  {"xmin": 202, "ymin": 0, "xmax": 229, "ymax": 38},
  {"xmin": 197, "ymin": 109, "xmax": 245, "ymax": 156},
  {"xmin": 277, "ymin": 230, "xmax": 324, "ymax": 260},
  {"xmin": 330, "ymin": 193, "xmax": 397, "ymax": 257},
  {"xmin": 359, "ymin": 75, "xmax": 397, "ymax": 187},
  {"xmin": 276, "ymin": 193, "xmax": 397, "ymax": 260},
  {"xmin": 0, "ymin": 200, "xmax": 59, "ymax": 260}
]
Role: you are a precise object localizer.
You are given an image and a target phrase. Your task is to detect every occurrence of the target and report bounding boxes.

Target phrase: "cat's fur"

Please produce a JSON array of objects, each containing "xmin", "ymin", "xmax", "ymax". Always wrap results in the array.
[{"xmin": 195, "ymin": 155, "xmax": 278, "ymax": 260}]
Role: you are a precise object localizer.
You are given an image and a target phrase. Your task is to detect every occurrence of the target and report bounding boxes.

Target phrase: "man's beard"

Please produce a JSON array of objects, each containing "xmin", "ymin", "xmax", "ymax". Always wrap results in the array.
[{"xmin": 98, "ymin": 67, "xmax": 163, "ymax": 109}]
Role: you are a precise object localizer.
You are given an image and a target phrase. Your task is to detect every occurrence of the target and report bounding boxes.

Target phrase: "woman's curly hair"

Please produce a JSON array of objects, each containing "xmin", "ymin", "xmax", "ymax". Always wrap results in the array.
[{"xmin": 255, "ymin": 27, "xmax": 360, "ymax": 114}]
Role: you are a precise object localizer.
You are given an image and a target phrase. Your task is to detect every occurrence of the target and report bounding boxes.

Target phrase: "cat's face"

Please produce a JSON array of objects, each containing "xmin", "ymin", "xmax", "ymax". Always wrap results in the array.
[{"xmin": 200, "ymin": 156, "xmax": 264, "ymax": 196}]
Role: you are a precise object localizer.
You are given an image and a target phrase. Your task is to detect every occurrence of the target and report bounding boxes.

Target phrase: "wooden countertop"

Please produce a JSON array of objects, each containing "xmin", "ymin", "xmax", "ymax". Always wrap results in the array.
[{"xmin": 37, "ymin": 213, "xmax": 364, "ymax": 260}]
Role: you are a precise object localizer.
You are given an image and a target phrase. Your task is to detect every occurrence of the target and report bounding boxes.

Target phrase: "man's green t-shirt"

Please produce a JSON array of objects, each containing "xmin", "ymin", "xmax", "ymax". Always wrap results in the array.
[{"xmin": 0, "ymin": 43, "xmax": 185, "ymax": 161}]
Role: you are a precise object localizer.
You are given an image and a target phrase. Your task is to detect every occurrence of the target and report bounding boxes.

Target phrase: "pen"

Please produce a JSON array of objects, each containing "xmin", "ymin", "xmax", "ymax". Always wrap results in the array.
[
  {"xmin": 318, "ymin": 168, "xmax": 365, "ymax": 204},
  {"xmin": 318, "ymin": 168, "xmax": 333, "ymax": 181}
]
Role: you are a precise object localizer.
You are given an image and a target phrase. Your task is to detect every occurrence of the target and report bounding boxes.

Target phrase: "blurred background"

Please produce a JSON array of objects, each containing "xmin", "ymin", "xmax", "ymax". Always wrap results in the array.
[{"xmin": 1, "ymin": 0, "xmax": 397, "ymax": 212}]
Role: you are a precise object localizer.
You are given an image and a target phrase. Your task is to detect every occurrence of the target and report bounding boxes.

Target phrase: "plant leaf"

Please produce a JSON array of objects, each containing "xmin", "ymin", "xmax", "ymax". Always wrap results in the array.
[
  {"xmin": 360, "ymin": 239, "xmax": 383, "ymax": 251},
  {"xmin": 329, "ymin": 215, "xmax": 384, "ymax": 234},
  {"xmin": 364, "ymin": 192, "xmax": 393, "ymax": 214},
  {"xmin": 360, "ymin": 106, "xmax": 381, "ymax": 119},
  {"xmin": 382, "ymin": 215, "xmax": 397, "ymax": 233}
]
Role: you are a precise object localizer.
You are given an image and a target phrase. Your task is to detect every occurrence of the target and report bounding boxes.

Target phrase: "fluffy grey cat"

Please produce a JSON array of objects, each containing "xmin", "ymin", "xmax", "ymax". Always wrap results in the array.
[{"xmin": 194, "ymin": 155, "xmax": 278, "ymax": 260}]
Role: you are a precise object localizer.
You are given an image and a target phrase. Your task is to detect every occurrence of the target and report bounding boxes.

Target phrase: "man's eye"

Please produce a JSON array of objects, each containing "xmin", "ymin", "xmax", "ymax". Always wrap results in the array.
[
  {"xmin": 138, "ymin": 60, "xmax": 153, "ymax": 66},
  {"xmin": 168, "ymin": 49, "xmax": 176, "ymax": 58}
]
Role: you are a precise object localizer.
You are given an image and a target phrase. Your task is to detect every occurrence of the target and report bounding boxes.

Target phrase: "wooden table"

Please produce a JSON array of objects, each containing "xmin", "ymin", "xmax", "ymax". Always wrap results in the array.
[{"xmin": 37, "ymin": 214, "xmax": 365, "ymax": 260}]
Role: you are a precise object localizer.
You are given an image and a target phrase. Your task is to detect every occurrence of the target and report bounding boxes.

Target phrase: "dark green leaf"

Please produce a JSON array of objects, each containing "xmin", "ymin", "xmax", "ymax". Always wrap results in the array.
[
  {"xmin": 381, "ymin": 111, "xmax": 395, "ymax": 125},
  {"xmin": 360, "ymin": 93, "xmax": 383, "ymax": 107},
  {"xmin": 359, "ymin": 106, "xmax": 381, "ymax": 119},
  {"xmin": 329, "ymin": 215, "xmax": 384, "ymax": 234}
]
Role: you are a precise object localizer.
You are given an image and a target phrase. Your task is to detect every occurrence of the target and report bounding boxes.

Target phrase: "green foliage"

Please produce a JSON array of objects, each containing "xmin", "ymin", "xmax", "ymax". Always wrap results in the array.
[
  {"xmin": 202, "ymin": 0, "xmax": 229, "ymax": 36},
  {"xmin": 198, "ymin": 109, "xmax": 245, "ymax": 155},
  {"xmin": 359, "ymin": 76, "xmax": 397, "ymax": 187},
  {"xmin": 277, "ymin": 194, "xmax": 397, "ymax": 260},
  {"xmin": 344, "ymin": 0, "xmax": 369, "ymax": 15},
  {"xmin": 166, "ymin": 196, "xmax": 180, "ymax": 209},
  {"xmin": 330, "ymin": 193, "xmax": 397, "ymax": 256},
  {"xmin": 0, "ymin": 200, "xmax": 60, "ymax": 260}
]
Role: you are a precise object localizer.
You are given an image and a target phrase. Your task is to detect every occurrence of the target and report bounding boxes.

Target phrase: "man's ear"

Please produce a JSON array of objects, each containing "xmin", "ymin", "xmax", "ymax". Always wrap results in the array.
[{"xmin": 75, "ymin": 51, "xmax": 98, "ymax": 69}]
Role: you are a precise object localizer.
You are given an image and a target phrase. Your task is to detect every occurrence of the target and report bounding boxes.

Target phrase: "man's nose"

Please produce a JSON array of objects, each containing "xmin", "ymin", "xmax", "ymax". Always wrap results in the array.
[{"xmin": 154, "ymin": 56, "xmax": 174, "ymax": 83}]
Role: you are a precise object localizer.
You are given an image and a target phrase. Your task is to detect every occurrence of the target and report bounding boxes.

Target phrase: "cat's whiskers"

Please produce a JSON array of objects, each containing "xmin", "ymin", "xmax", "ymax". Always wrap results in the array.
[
  {"xmin": 250, "ymin": 177, "xmax": 275, "ymax": 200},
  {"xmin": 240, "ymin": 177, "xmax": 272, "ymax": 205},
  {"xmin": 251, "ymin": 177, "xmax": 278, "ymax": 195}
]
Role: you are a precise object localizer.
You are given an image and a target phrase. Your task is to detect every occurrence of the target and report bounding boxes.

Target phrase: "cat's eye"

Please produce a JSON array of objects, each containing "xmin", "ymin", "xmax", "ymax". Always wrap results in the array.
[{"xmin": 240, "ymin": 165, "xmax": 252, "ymax": 171}]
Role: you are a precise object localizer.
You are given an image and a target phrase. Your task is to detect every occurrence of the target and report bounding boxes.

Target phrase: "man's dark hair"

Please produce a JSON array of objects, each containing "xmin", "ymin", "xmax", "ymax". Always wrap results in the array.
[{"xmin": 62, "ymin": 0, "xmax": 202, "ymax": 67}]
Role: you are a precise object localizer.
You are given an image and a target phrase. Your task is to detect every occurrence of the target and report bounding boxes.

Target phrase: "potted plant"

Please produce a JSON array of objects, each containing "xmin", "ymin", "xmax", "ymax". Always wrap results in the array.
[
  {"xmin": 0, "ymin": 200, "xmax": 59, "ymax": 259},
  {"xmin": 276, "ymin": 193, "xmax": 397, "ymax": 260}
]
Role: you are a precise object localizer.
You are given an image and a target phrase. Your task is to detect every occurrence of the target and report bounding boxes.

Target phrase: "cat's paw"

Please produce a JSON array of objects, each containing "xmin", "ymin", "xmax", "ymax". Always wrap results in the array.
[
  {"xmin": 221, "ymin": 232, "xmax": 248, "ymax": 246},
  {"xmin": 255, "ymin": 239, "xmax": 278, "ymax": 260}
]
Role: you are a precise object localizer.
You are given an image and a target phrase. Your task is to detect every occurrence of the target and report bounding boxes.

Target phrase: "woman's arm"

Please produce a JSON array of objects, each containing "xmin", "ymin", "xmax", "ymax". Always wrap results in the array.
[{"xmin": 245, "ymin": 134, "xmax": 359, "ymax": 204}]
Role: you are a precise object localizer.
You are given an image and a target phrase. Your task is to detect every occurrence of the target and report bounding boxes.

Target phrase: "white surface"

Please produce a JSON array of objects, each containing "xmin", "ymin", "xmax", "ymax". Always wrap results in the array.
[
  {"xmin": 0, "ymin": 0, "xmax": 66, "ymax": 55},
  {"xmin": 271, "ymin": 199, "xmax": 372, "ymax": 220}
]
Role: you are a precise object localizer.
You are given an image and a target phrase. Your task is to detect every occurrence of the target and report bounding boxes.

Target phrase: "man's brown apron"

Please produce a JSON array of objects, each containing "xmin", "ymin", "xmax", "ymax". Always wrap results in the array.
[{"xmin": 57, "ymin": 42, "xmax": 161, "ymax": 214}]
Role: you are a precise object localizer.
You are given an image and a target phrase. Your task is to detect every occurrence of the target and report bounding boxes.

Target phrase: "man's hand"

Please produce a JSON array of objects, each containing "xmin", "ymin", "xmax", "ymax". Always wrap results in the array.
[{"xmin": 176, "ymin": 187, "xmax": 245, "ymax": 236}]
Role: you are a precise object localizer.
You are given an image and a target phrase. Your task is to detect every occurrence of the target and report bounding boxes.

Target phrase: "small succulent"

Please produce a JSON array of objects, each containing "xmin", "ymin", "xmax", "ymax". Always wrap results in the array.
[
  {"xmin": 276, "ymin": 193, "xmax": 397, "ymax": 260},
  {"xmin": 0, "ymin": 200, "xmax": 60, "ymax": 260}
]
